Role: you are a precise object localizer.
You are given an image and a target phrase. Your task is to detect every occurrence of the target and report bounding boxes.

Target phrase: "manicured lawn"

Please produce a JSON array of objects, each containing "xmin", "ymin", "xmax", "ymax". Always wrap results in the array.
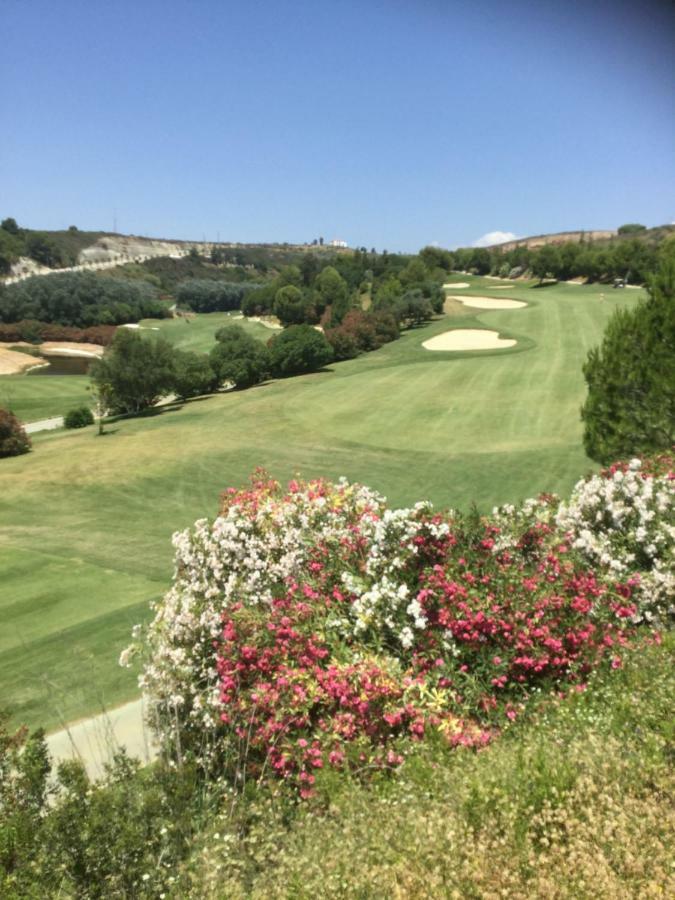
[
  {"xmin": 0, "ymin": 278, "xmax": 643, "ymax": 729},
  {"xmin": 0, "ymin": 374, "xmax": 91, "ymax": 423},
  {"xmin": 136, "ymin": 310, "xmax": 273, "ymax": 353}
]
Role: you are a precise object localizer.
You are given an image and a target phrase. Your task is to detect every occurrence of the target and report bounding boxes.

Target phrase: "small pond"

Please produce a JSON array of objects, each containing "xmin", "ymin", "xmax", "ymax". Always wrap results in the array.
[{"xmin": 27, "ymin": 356, "xmax": 93, "ymax": 376}]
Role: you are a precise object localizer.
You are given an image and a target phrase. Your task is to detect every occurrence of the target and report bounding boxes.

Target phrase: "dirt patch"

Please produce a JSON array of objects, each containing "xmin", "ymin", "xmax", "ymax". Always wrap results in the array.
[{"xmin": 423, "ymin": 329, "xmax": 516, "ymax": 352}]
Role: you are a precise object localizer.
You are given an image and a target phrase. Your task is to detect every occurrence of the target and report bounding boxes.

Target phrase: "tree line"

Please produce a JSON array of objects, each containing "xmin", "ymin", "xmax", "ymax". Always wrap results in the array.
[
  {"xmin": 421, "ymin": 227, "xmax": 673, "ymax": 286},
  {"xmin": 0, "ymin": 272, "xmax": 169, "ymax": 327}
]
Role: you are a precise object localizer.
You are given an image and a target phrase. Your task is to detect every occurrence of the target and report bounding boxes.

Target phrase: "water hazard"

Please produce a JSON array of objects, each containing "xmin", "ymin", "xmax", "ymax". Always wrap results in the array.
[{"xmin": 28, "ymin": 355, "xmax": 93, "ymax": 376}]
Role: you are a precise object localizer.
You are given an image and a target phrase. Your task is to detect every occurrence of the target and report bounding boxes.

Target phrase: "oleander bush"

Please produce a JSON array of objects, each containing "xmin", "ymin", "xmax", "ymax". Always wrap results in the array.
[
  {"xmin": 0, "ymin": 408, "xmax": 31, "ymax": 458},
  {"xmin": 126, "ymin": 454, "xmax": 673, "ymax": 798}
]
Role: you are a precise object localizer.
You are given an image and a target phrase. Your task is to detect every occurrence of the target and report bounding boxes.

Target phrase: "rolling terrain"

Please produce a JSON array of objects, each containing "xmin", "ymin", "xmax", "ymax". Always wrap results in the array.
[{"xmin": 0, "ymin": 277, "xmax": 643, "ymax": 730}]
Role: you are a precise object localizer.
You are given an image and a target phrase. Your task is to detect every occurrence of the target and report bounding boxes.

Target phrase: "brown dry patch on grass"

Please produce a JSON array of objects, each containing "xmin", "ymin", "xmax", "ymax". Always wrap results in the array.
[{"xmin": 443, "ymin": 296, "xmax": 472, "ymax": 316}]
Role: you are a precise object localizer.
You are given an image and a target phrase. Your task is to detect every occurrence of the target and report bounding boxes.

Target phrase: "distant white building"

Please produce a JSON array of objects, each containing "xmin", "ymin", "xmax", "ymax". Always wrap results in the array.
[{"xmin": 328, "ymin": 238, "xmax": 348, "ymax": 248}]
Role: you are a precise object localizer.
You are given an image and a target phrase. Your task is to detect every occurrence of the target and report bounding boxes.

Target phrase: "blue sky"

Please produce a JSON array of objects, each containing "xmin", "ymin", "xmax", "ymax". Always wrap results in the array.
[{"xmin": 2, "ymin": 0, "xmax": 673, "ymax": 251}]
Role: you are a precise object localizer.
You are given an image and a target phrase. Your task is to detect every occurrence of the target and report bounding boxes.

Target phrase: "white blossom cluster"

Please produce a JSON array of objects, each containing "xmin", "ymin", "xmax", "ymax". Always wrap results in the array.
[
  {"xmin": 340, "ymin": 504, "xmax": 451, "ymax": 646},
  {"xmin": 123, "ymin": 479, "xmax": 403, "ymax": 753},
  {"xmin": 556, "ymin": 460, "xmax": 674, "ymax": 622}
]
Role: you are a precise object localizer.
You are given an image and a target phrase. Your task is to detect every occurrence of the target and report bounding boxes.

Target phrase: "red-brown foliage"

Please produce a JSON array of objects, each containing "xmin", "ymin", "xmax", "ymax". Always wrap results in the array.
[{"xmin": 0, "ymin": 320, "xmax": 117, "ymax": 346}]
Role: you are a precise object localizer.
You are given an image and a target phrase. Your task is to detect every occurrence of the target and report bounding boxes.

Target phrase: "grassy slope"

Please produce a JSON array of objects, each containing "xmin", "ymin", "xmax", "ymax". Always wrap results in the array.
[
  {"xmin": 0, "ymin": 279, "xmax": 643, "ymax": 729},
  {"xmin": 0, "ymin": 374, "xmax": 90, "ymax": 422}
]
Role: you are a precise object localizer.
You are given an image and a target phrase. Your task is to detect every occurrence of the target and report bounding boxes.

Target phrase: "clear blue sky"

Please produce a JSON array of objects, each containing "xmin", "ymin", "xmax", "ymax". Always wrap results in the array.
[{"xmin": 2, "ymin": 0, "xmax": 673, "ymax": 251}]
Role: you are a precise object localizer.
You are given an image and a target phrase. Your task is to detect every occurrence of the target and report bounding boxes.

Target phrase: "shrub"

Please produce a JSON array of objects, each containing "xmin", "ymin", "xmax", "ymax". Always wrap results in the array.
[
  {"xmin": 128, "ymin": 457, "xmax": 672, "ymax": 795},
  {"xmin": 267, "ymin": 324, "xmax": 334, "ymax": 376},
  {"xmin": 64, "ymin": 406, "xmax": 94, "ymax": 429},
  {"xmin": 0, "ymin": 409, "xmax": 31, "ymax": 458},
  {"xmin": 581, "ymin": 257, "xmax": 675, "ymax": 461}
]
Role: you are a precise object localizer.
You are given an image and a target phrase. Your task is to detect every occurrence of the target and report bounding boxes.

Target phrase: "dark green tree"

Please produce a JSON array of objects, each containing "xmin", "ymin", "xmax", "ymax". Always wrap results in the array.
[
  {"xmin": 172, "ymin": 350, "xmax": 217, "ymax": 399},
  {"xmin": 209, "ymin": 325, "xmax": 270, "ymax": 389},
  {"xmin": 581, "ymin": 258, "xmax": 675, "ymax": 462},
  {"xmin": 617, "ymin": 223, "xmax": 647, "ymax": 235},
  {"xmin": 316, "ymin": 266, "xmax": 350, "ymax": 325},
  {"xmin": 531, "ymin": 245, "xmax": 561, "ymax": 283},
  {"xmin": 90, "ymin": 329, "xmax": 177, "ymax": 414},
  {"xmin": 1, "ymin": 217, "xmax": 20, "ymax": 235},
  {"xmin": 273, "ymin": 285, "xmax": 308, "ymax": 325},
  {"xmin": 268, "ymin": 324, "xmax": 333, "ymax": 376}
]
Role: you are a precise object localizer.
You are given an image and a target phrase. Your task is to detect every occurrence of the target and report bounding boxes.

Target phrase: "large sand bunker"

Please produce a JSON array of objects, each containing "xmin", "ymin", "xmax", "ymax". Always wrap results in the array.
[
  {"xmin": 448, "ymin": 295, "xmax": 526, "ymax": 310},
  {"xmin": 443, "ymin": 282, "xmax": 470, "ymax": 289},
  {"xmin": 423, "ymin": 329, "xmax": 516, "ymax": 351},
  {"xmin": 0, "ymin": 347, "xmax": 43, "ymax": 375}
]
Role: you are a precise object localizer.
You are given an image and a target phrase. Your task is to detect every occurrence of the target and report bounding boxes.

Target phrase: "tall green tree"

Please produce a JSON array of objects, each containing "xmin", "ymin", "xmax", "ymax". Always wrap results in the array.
[
  {"xmin": 268, "ymin": 324, "xmax": 333, "ymax": 376},
  {"xmin": 316, "ymin": 266, "xmax": 350, "ymax": 325},
  {"xmin": 581, "ymin": 258, "xmax": 675, "ymax": 462},
  {"xmin": 209, "ymin": 325, "xmax": 270, "ymax": 389},
  {"xmin": 90, "ymin": 330, "xmax": 177, "ymax": 414},
  {"xmin": 273, "ymin": 285, "xmax": 308, "ymax": 325}
]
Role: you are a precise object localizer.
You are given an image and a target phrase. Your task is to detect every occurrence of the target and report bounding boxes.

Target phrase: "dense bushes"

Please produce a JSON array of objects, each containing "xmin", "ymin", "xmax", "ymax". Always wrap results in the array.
[
  {"xmin": 0, "ymin": 272, "xmax": 169, "ymax": 327},
  {"xmin": 64, "ymin": 406, "xmax": 94, "ymax": 429},
  {"xmin": 0, "ymin": 409, "xmax": 31, "ymax": 457},
  {"xmin": 581, "ymin": 258, "xmax": 675, "ymax": 462},
  {"xmin": 0, "ymin": 320, "xmax": 116, "ymax": 346},
  {"xmin": 176, "ymin": 280, "xmax": 259, "ymax": 313},
  {"xmin": 268, "ymin": 325, "xmax": 333, "ymax": 376}
]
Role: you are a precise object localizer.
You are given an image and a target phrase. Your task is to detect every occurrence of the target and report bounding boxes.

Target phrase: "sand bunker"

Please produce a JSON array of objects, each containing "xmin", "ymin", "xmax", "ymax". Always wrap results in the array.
[
  {"xmin": 423, "ymin": 329, "xmax": 516, "ymax": 351},
  {"xmin": 443, "ymin": 282, "xmax": 470, "ymax": 289},
  {"xmin": 0, "ymin": 347, "xmax": 45, "ymax": 375},
  {"xmin": 448, "ymin": 295, "xmax": 526, "ymax": 310},
  {"xmin": 40, "ymin": 342, "xmax": 105, "ymax": 358},
  {"xmin": 248, "ymin": 315, "xmax": 283, "ymax": 330}
]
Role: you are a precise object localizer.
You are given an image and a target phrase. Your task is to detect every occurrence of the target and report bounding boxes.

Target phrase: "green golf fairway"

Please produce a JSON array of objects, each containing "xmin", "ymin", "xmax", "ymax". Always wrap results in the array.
[{"xmin": 0, "ymin": 278, "xmax": 643, "ymax": 729}]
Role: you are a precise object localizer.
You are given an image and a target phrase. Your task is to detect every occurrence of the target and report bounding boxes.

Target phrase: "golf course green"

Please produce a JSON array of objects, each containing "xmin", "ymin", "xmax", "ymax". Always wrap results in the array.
[{"xmin": 0, "ymin": 278, "xmax": 643, "ymax": 730}]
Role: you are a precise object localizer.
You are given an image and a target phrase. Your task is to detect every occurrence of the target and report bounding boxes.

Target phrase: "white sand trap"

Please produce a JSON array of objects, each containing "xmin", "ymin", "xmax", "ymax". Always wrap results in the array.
[
  {"xmin": 0, "ymin": 347, "xmax": 42, "ymax": 375},
  {"xmin": 443, "ymin": 282, "xmax": 470, "ymax": 289},
  {"xmin": 423, "ymin": 329, "xmax": 516, "ymax": 351},
  {"xmin": 449, "ymin": 295, "xmax": 526, "ymax": 310}
]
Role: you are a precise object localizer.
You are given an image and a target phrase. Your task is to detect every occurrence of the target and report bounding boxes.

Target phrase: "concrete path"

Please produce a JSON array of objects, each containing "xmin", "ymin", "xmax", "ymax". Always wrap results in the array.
[
  {"xmin": 46, "ymin": 698, "xmax": 157, "ymax": 781},
  {"xmin": 24, "ymin": 416, "xmax": 64, "ymax": 433}
]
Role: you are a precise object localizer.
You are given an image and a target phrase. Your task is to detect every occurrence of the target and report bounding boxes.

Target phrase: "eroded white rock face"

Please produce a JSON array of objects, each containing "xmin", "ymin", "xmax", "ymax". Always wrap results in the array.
[{"xmin": 422, "ymin": 329, "xmax": 516, "ymax": 351}]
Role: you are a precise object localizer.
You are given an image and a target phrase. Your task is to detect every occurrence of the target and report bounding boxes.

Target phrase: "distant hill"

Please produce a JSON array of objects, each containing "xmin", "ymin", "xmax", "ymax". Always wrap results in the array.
[
  {"xmin": 488, "ymin": 224, "xmax": 674, "ymax": 252},
  {"xmin": 0, "ymin": 222, "xmax": 350, "ymax": 284}
]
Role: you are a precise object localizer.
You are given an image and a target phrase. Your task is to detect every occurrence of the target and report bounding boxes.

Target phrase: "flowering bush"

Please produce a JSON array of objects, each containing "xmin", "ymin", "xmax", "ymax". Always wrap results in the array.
[
  {"xmin": 493, "ymin": 454, "xmax": 674, "ymax": 624},
  {"xmin": 126, "ymin": 457, "xmax": 673, "ymax": 795}
]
